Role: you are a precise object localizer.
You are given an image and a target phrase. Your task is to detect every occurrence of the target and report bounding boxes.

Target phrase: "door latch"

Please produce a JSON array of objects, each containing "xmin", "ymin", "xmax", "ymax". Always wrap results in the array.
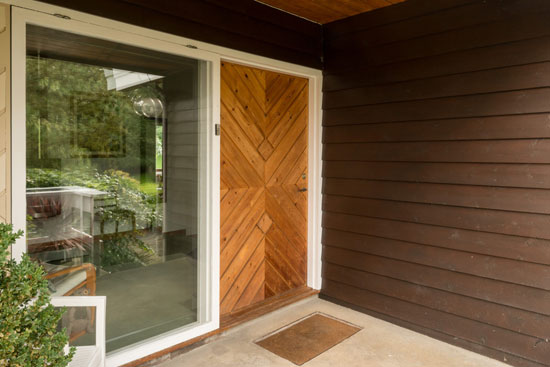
[{"xmin": 298, "ymin": 188, "xmax": 308, "ymax": 192}]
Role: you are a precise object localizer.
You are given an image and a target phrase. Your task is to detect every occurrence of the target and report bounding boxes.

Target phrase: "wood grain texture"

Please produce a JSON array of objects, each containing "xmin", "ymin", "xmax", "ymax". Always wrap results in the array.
[
  {"xmin": 256, "ymin": 0, "xmax": 407, "ymax": 24},
  {"xmin": 325, "ymin": 8, "xmax": 550, "ymax": 71},
  {"xmin": 322, "ymin": 1, "xmax": 550, "ymax": 366},
  {"xmin": 0, "ymin": 3, "xmax": 10, "ymax": 225},
  {"xmin": 220, "ymin": 61, "xmax": 308, "ymax": 315},
  {"xmin": 322, "ymin": 281, "xmax": 550, "ymax": 367}
]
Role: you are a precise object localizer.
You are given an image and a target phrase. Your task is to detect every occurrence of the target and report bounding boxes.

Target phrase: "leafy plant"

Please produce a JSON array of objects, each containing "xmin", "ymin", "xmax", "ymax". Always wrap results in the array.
[
  {"xmin": 27, "ymin": 168, "xmax": 161, "ymax": 229},
  {"xmin": 100, "ymin": 235, "xmax": 153, "ymax": 268},
  {"xmin": 26, "ymin": 56, "xmax": 158, "ymax": 177},
  {"xmin": 0, "ymin": 223, "xmax": 75, "ymax": 366}
]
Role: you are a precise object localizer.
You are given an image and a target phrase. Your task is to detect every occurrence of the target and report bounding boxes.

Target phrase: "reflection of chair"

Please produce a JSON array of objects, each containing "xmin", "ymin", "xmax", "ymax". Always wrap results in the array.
[
  {"xmin": 51, "ymin": 296, "xmax": 106, "ymax": 367},
  {"xmin": 46, "ymin": 263, "xmax": 97, "ymax": 342},
  {"xmin": 46, "ymin": 263, "xmax": 96, "ymax": 297}
]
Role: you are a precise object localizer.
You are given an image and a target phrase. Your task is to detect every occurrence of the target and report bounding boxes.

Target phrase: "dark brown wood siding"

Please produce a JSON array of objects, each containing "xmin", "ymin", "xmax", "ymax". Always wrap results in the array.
[
  {"xmin": 321, "ymin": 1, "xmax": 550, "ymax": 366},
  {"xmin": 36, "ymin": 0, "xmax": 323, "ymax": 69}
]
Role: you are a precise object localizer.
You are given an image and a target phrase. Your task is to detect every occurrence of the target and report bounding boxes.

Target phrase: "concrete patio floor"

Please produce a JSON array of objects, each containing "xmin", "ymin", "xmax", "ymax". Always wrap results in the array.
[{"xmin": 158, "ymin": 296, "xmax": 510, "ymax": 367}]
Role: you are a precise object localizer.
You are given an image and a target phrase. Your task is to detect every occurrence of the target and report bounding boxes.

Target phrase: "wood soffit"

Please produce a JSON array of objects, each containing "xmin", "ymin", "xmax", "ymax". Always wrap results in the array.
[{"xmin": 254, "ymin": 0, "xmax": 408, "ymax": 24}]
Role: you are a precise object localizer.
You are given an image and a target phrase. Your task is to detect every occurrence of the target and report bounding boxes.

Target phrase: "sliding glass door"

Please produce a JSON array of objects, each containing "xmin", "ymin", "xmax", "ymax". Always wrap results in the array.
[{"xmin": 17, "ymin": 21, "xmax": 214, "ymax": 355}]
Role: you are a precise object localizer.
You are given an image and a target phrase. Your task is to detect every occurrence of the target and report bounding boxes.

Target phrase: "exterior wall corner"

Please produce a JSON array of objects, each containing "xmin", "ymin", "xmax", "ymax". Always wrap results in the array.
[{"xmin": 0, "ymin": 2, "xmax": 11, "ymax": 226}]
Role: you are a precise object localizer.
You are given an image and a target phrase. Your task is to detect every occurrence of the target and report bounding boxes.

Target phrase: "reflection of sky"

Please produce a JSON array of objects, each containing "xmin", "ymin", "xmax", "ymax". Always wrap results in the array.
[{"xmin": 103, "ymin": 69, "xmax": 163, "ymax": 91}]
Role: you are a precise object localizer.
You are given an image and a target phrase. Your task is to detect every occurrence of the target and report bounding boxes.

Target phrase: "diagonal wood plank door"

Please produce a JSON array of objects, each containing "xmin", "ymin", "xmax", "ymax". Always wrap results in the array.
[{"xmin": 220, "ymin": 61, "xmax": 308, "ymax": 315}]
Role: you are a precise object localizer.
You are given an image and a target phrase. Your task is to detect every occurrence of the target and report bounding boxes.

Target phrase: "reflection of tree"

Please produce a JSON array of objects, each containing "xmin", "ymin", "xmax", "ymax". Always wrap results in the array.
[
  {"xmin": 26, "ymin": 56, "xmax": 158, "ymax": 178},
  {"xmin": 26, "ymin": 56, "xmax": 163, "ymax": 270},
  {"xmin": 73, "ymin": 94, "xmax": 127, "ymax": 158}
]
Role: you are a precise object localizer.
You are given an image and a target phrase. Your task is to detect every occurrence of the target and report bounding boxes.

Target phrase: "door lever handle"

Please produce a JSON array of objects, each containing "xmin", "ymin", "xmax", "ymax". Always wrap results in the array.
[{"xmin": 298, "ymin": 188, "xmax": 308, "ymax": 192}]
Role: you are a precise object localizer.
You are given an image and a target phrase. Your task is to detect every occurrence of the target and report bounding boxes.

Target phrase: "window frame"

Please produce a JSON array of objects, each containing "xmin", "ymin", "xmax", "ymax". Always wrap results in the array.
[{"xmin": 11, "ymin": 7, "xmax": 221, "ymax": 366}]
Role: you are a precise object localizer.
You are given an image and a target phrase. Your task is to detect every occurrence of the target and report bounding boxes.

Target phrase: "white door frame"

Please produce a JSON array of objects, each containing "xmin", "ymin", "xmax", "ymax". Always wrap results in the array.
[{"xmin": 7, "ymin": 1, "xmax": 323, "ymax": 365}]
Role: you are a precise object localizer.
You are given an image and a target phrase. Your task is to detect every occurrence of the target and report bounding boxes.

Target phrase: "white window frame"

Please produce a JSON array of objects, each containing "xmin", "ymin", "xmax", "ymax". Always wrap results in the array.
[
  {"xmin": 8, "ymin": 1, "xmax": 323, "ymax": 365},
  {"xmin": 51, "ymin": 296, "xmax": 107, "ymax": 367},
  {"xmin": 11, "ymin": 6, "xmax": 220, "ymax": 366}
]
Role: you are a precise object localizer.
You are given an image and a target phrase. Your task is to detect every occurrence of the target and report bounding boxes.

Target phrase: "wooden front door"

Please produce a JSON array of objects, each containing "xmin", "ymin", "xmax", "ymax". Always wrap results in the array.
[{"xmin": 220, "ymin": 61, "xmax": 308, "ymax": 315}]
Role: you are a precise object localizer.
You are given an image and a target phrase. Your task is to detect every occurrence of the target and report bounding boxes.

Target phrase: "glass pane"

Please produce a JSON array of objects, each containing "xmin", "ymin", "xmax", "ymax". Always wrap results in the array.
[
  {"xmin": 56, "ymin": 306, "xmax": 97, "ymax": 348},
  {"xmin": 26, "ymin": 25, "xmax": 206, "ymax": 352}
]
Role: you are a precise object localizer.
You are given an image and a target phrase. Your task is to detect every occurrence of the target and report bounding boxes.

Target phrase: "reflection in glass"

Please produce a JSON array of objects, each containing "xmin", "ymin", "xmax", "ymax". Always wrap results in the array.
[
  {"xmin": 25, "ymin": 25, "xmax": 205, "ymax": 352},
  {"xmin": 57, "ymin": 306, "xmax": 97, "ymax": 348}
]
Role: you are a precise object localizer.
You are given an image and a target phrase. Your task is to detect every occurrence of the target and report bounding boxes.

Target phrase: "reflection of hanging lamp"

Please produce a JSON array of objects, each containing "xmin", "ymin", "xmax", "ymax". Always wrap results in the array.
[
  {"xmin": 104, "ymin": 68, "xmax": 165, "ymax": 119},
  {"xmin": 132, "ymin": 96, "xmax": 164, "ymax": 119}
]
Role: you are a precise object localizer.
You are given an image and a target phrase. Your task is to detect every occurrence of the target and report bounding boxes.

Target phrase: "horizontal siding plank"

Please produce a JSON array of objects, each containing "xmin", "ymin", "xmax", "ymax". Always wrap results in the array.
[
  {"xmin": 326, "ymin": 11, "xmax": 550, "ymax": 69},
  {"xmin": 325, "ymin": 0, "xmax": 550, "ymax": 47},
  {"xmin": 324, "ymin": 0, "xmax": 475, "ymax": 38},
  {"xmin": 322, "ymin": 161, "xmax": 550, "ymax": 189},
  {"xmin": 323, "ymin": 114, "xmax": 550, "ymax": 143},
  {"xmin": 323, "ymin": 178, "xmax": 550, "ymax": 215},
  {"xmin": 320, "ymin": 294, "xmax": 547, "ymax": 367},
  {"xmin": 323, "ymin": 140, "xmax": 550, "ymax": 164},
  {"xmin": 321, "ymin": 228, "xmax": 550, "ymax": 290},
  {"xmin": 324, "ymin": 36, "xmax": 550, "ymax": 91},
  {"xmin": 323, "ymin": 220, "xmax": 550, "ymax": 267},
  {"xmin": 323, "ymin": 88, "xmax": 550, "ymax": 126},
  {"xmin": 38, "ymin": 0, "xmax": 322, "ymax": 68},
  {"xmin": 322, "ymin": 246, "xmax": 550, "ymax": 316},
  {"xmin": 325, "ymin": 263, "xmax": 550, "ymax": 340},
  {"xmin": 323, "ymin": 208, "xmax": 550, "ymax": 263},
  {"xmin": 324, "ymin": 63, "xmax": 550, "ymax": 109},
  {"xmin": 204, "ymin": 0, "xmax": 322, "ymax": 37},
  {"xmin": 119, "ymin": 0, "xmax": 320, "ymax": 56},
  {"xmin": 322, "ymin": 280, "xmax": 550, "ymax": 366}
]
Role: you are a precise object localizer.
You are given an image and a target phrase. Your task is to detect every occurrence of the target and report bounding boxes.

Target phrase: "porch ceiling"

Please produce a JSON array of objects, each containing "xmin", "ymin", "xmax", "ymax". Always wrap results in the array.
[{"xmin": 254, "ymin": 0, "xmax": 407, "ymax": 24}]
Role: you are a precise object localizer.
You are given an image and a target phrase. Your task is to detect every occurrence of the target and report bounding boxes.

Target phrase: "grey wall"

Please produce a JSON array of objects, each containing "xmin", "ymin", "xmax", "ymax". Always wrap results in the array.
[{"xmin": 164, "ymin": 67, "xmax": 201, "ymax": 238}]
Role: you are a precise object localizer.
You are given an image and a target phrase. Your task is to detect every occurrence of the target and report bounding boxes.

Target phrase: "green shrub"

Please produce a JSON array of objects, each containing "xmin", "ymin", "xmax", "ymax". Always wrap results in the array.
[
  {"xmin": 26, "ymin": 168, "xmax": 161, "ymax": 228},
  {"xmin": 0, "ymin": 223, "xmax": 75, "ymax": 367}
]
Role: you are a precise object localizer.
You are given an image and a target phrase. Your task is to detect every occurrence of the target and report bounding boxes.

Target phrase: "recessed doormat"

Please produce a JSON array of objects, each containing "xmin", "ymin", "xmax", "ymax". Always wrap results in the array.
[{"xmin": 255, "ymin": 312, "xmax": 362, "ymax": 365}]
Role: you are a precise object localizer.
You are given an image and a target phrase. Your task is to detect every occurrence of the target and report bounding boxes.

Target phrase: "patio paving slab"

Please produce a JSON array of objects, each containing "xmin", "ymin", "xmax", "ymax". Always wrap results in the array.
[{"xmin": 159, "ymin": 296, "xmax": 510, "ymax": 367}]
